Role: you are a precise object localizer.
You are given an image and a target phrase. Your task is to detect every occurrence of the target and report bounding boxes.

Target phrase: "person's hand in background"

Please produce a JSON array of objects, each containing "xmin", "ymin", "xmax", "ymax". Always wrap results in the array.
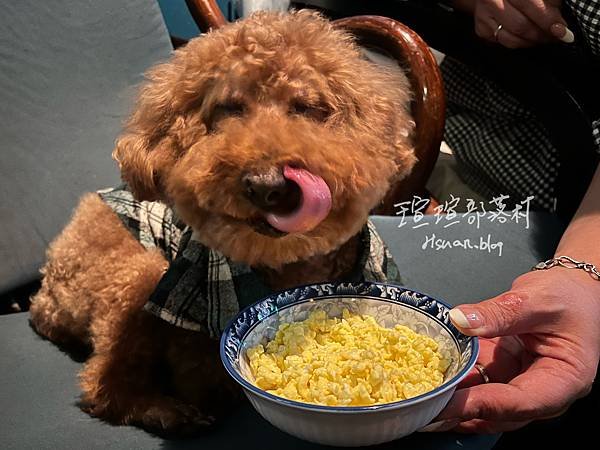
[
  {"xmin": 433, "ymin": 268, "xmax": 600, "ymax": 433},
  {"xmin": 453, "ymin": 0, "xmax": 574, "ymax": 48}
]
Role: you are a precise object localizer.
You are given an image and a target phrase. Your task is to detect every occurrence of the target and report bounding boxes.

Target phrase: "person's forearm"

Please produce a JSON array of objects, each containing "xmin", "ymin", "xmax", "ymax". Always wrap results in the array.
[{"xmin": 555, "ymin": 165, "xmax": 600, "ymax": 267}]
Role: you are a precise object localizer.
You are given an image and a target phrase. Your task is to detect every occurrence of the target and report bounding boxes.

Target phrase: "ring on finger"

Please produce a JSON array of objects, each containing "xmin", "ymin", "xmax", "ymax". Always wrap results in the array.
[
  {"xmin": 493, "ymin": 24, "xmax": 503, "ymax": 42},
  {"xmin": 474, "ymin": 363, "xmax": 491, "ymax": 384}
]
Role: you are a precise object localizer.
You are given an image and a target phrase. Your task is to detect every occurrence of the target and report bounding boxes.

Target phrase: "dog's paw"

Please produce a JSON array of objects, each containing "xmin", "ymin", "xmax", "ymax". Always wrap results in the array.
[
  {"xmin": 139, "ymin": 399, "xmax": 216, "ymax": 437},
  {"xmin": 80, "ymin": 395, "xmax": 215, "ymax": 437}
]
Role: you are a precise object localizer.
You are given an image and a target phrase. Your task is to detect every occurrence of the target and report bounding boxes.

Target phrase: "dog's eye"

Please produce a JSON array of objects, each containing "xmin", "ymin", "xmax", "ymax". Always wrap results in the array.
[
  {"xmin": 212, "ymin": 102, "xmax": 245, "ymax": 119},
  {"xmin": 289, "ymin": 101, "xmax": 331, "ymax": 122},
  {"xmin": 207, "ymin": 101, "xmax": 246, "ymax": 131}
]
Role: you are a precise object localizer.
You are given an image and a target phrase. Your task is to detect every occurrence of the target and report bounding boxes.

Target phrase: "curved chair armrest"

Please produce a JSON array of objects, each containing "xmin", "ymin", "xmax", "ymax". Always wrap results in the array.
[
  {"xmin": 333, "ymin": 16, "xmax": 445, "ymax": 214},
  {"xmin": 185, "ymin": 0, "xmax": 227, "ymax": 31}
]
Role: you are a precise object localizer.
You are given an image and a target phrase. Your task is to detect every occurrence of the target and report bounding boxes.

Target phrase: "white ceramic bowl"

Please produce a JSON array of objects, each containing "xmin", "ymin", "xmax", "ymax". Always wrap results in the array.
[{"xmin": 220, "ymin": 282, "xmax": 478, "ymax": 447}]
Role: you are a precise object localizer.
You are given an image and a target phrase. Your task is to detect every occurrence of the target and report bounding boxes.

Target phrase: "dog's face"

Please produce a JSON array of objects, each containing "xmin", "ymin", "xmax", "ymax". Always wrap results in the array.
[{"xmin": 114, "ymin": 11, "xmax": 415, "ymax": 269}]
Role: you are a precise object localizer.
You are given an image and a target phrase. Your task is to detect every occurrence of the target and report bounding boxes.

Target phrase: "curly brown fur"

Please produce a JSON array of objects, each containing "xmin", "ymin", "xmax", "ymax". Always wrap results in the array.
[
  {"xmin": 30, "ymin": 10, "xmax": 415, "ymax": 437},
  {"xmin": 30, "ymin": 194, "xmax": 241, "ymax": 435},
  {"xmin": 114, "ymin": 10, "xmax": 415, "ymax": 269}
]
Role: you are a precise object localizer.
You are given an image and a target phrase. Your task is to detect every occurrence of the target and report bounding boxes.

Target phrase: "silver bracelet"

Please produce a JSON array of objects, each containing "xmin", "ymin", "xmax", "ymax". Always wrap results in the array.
[{"xmin": 533, "ymin": 255, "xmax": 600, "ymax": 281}]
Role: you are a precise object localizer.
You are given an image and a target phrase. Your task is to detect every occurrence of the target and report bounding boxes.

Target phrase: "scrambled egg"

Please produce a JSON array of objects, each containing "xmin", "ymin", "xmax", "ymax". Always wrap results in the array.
[{"xmin": 247, "ymin": 309, "xmax": 450, "ymax": 406}]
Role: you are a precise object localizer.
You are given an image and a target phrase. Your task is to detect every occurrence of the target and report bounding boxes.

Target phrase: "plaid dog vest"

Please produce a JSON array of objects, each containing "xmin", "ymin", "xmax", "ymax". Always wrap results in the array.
[{"xmin": 98, "ymin": 186, "xmax": 401, "ymax": 338}]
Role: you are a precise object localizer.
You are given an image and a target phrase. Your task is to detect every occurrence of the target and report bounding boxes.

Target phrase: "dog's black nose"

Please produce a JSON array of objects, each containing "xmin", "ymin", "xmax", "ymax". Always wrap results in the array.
[{"xmin": 242, "ymin": 168, "xmax": 301, "ymax": 214}]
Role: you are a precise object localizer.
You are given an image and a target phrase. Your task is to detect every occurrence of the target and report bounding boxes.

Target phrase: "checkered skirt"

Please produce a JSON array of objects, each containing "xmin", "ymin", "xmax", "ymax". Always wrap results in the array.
[{"xmin": 442, "ymin": 0, "xmax": 600, "ymax": 212}]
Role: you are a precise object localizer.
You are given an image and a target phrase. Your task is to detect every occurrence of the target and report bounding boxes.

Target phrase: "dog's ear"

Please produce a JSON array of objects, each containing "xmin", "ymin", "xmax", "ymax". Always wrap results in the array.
[
  {"xmin": 352, "ymin": 58, "xmax": 416, "ymax": 178},
  {"xmin": 371, "ymin": 62, "xmax": 417, "ymax": 180},
  {"xmin": 112, "ymin": 60, "xmax": 182, "ymax": 202},
  {"xmin": 386, "ymin": 71, "xmax": 417, "ymax": 180}
]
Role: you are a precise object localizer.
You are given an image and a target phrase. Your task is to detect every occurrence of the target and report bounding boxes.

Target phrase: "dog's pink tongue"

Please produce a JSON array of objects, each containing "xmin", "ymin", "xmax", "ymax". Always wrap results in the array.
[{"xmin": 265, "ymin": 166, "xmax": 332, "ymax": 233}]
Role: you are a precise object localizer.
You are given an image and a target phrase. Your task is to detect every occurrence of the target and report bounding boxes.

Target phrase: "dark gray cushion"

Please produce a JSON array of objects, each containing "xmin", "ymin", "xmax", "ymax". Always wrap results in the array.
[
  {"xmin": 372, "ymin": 213, "xmax": 565, "ymax": 304},
  {"xmin": 0, "ymin": 0, "xmax": 172, "ymax": 293},
  {"xmin": 2, "ymin": 213, "xmax": 565, "ymax": 450}
]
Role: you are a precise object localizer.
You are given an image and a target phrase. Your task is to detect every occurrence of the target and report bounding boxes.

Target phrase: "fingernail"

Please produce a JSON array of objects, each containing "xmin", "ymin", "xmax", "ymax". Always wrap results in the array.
[
  {"xmin": 551, "ymin": 23, "xmax": 575, "ymax": 43},
  {"xmin": 419, "ymin": 419, "xmax": 461, "ymax": 432},
  {"xmin": 449, "ymin": 308, "xmax": 482, "ymax": 329}
]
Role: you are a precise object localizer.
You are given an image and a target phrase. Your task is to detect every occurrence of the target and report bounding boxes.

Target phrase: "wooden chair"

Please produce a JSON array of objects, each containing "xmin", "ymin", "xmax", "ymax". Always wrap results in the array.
[{"xmin": 184, "ymin": 0, "xmax": 446, "ymax": 215}]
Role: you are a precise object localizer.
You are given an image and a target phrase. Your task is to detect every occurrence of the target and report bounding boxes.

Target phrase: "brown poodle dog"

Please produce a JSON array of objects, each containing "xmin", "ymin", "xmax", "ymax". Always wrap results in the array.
[{"xmin": 29, "ymin": 10, "xmax": 416, "ymax": 437}]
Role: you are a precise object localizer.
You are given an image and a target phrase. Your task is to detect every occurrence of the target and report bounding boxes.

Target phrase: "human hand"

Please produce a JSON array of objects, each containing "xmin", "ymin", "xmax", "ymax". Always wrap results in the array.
[
  {"xmin": 455, "ymin": 0, "xmax": 574, "ymax": 48},
  {"xmin": 432, "ymin": 269, "xmax": 600, "ymax": 433}
]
